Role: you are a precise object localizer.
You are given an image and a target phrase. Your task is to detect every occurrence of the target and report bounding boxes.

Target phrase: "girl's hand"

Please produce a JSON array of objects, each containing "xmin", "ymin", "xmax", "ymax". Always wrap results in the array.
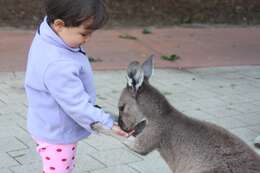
[{"xmin": 112, "ymin": 124, "xmax": 129, "ymax": 137}]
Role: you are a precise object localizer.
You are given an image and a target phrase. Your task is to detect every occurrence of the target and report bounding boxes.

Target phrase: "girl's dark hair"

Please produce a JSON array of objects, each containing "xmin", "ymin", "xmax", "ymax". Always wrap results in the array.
[{"xmin": 44, "ymin": 0, "xmax": 108, "ymax": 30}]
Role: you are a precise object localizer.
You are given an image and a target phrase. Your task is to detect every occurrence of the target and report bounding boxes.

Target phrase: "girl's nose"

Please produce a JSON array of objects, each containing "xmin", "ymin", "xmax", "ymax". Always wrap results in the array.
[{"xmin": 84, "ymin": 36, "xmax": 91, "ymax": 43}]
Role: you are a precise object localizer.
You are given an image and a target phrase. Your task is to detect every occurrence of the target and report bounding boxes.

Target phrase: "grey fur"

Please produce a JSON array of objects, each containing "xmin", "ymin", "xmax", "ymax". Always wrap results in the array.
[{"xmin": 117, "ymin": 56, "xmax": 260, "ymax": 173}]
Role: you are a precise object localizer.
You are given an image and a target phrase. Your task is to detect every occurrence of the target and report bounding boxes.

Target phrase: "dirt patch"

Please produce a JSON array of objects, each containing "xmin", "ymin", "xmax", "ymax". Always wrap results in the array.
[{"xmin": 0, "ymin": 0, "xmax": 260, "ymax": 29}]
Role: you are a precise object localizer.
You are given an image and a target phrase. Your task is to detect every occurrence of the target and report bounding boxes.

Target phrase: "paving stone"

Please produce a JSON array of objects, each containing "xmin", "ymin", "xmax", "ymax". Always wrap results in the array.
[
  {"xmin": 85, "ymin": 134, "xmax": 125, "ymax": 151},
  {"xmin": 1, "ymin": 168, "xmax": 13, "ymax": 173},
  {"xmin": 0, "ymin": 105, "xmax": 17, "ymax": 115},
  {"xmin": 206, "ymin": 116, "xmax": 248, "ymax": 130},
  {"xmin": 74, "ymin": 154, "xmax": 106, "ymax": 172},
  {"xmin": 16, "ymin": 134, "xmax": 37, "ymax": 149},
  {"xmin": 229, "ymin": 103, "xmax": 260, "ymax": 114},
  {"xmin": 248, "ymin": 124, "xmax": 260, "ymax": 133},
  {"xmin": 182, "ymin": 109, "xmax": 217, "ymax": 121},
  {"xmin": 235, "ymin": 111, "xmax": 260, "ymax": 126},
  {"xmin": 230, "ymin": 127, "xmax": 258, "ymax": 143},
  {"xmin": 10, "ymin": 163, "xmax": 42, "ymax": 173},
  {"xmin": 0, "ymin": 72, "xmax": 16, "ymax": 81},
  {"xmin": 8, "ymin": 148, "xmax": 41, "ymax": 165},
  {"xmin": 1, "ymin": 66, "xmax": 260, "ymax": 172},
  {"xmin": 0, "ymin": 124, "xmax": 28, "ymax": 138},
  {"xmin": 129, "ymin": 151, "xmax": 171, "ymax": 173},
  {"xmin": 194, "ymin": 98, "xmax": 228, "ymax": 109},
  {"xmin": 91, "ymin": 148, "xmax": 142, "ymax": 166},
  {"xmin": 0, "ymin": 137, "xmax": 27, "ymax": 153},
  {"xmin": 0, "ymin": 152, "xmax": 20, "ymax": 168},
  {"xmin": 78, "ymin": 140, "xmax": 99, "ymax": 154},
  {"xmin": 90, "ymin": 165, "xmax": 139, "ymax": 173},
  {"xmin": 201, "ymin": 106, "xmax": 242, "ymax": 118}
]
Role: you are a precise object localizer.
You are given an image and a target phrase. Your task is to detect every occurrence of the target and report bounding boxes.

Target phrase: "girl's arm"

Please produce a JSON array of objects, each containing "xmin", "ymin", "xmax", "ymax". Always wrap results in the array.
[{"xmin": 44, "ymin": 60, "xmax": 113, "ymax": 132}]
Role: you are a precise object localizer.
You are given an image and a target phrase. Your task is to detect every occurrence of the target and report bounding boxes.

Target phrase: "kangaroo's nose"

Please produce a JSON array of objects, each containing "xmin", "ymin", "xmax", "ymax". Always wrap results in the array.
[{"xmin": 118, "ymin": 116, "xmax": 124, "ymax": 128}]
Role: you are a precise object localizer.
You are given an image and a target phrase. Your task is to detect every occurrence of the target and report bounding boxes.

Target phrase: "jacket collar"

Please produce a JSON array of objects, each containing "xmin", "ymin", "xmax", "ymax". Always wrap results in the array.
[{"xmin": 37, "ymin": 16, "xmax": 85, "ymax": 54}]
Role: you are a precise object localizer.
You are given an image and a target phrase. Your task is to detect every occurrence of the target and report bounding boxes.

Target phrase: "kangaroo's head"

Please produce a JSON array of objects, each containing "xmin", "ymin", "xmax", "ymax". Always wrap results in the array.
[{"xmin": 118, "ymin": 55, "xmax": 154, "ymax": 136}]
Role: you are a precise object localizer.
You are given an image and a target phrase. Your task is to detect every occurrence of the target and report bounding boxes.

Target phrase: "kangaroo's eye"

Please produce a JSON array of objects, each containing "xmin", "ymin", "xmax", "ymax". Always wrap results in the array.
[{"xmin": 119, "ymin": 105, "xmax": 124, "ymax": 112}]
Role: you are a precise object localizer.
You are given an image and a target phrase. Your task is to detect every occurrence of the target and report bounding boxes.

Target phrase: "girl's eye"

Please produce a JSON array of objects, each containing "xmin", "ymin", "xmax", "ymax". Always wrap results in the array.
[
  {"xmin": 80, "ymin": 32, "xmax": 92, "ymax": 37},
  {"xmin": 80, "ymin": 33, "xmax": 87, "ymax": 37}
]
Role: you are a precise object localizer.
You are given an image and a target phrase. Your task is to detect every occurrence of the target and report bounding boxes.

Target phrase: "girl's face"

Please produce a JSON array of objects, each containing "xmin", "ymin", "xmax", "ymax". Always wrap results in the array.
[{"xmin": 52, "ymin": 19, "xmax": 93, "ymax": 48}]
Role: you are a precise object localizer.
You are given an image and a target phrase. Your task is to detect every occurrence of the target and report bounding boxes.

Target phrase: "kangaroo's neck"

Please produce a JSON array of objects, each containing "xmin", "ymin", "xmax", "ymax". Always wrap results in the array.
[
  {"xmin": 137, "ymin": 81, "xmax": 193, "ymax": 151},
  {"xmin": 137, "ymin": 81, "xmax": 186, "ymax": 120},
  {"xmin": 137, "ymin": 81, "xmax": 174, "ymax": 118}
]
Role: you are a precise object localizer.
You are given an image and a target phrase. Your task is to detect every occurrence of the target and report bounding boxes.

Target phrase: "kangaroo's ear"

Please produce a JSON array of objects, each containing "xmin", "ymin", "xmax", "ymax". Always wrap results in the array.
[
  {"xmin": 127, "ymin": 61, "xmax": 144, "ymax": 96},
  {"xmin": 142, "ymin": 55, "xmax": 154, "ymax": 80}
]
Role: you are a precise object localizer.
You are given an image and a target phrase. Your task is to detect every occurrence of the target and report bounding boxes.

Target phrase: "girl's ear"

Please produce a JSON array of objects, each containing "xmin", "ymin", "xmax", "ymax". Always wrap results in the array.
[
  {"xmin": 52, "ymin": 19, "xmax": 65, "ymax": 33},
  {"xmin": 142, "ymin": 54, "xmax": 154, "ymax": 80}
]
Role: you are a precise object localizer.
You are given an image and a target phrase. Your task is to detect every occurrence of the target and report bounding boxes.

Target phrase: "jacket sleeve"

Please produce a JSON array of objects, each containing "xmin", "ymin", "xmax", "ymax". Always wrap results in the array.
[{"xmin": 43, "ymin": 60, "xmax": 113, "ymax": 132}]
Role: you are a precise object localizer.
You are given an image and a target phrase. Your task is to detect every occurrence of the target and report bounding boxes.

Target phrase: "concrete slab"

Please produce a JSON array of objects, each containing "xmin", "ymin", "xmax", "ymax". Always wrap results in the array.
[{"xmin": 0, "ymin": 59, "xmax": 259, "ymax": 172}]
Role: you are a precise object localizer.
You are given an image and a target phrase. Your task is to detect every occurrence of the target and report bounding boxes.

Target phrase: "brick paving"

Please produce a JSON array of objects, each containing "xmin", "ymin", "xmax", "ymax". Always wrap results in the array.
[
  {"xmin": 0, "ymin": 26, "xmax": 260, "ymax": 72},
  {"xmin": 0, "ymin": 66, "xmax": 260, "ymax": 173}
]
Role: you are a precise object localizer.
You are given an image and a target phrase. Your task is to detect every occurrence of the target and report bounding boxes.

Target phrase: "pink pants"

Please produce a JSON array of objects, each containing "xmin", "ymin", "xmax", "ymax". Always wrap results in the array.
[{"xmin": 35, "ymin": 139, "xmax": 77, "ymax": 173}]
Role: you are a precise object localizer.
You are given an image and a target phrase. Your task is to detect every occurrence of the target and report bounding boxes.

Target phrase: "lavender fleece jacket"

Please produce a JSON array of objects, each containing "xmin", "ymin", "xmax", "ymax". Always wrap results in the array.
[{"xmin": 24, "ymin": 17, "xmax": 113, "ymax": 144}]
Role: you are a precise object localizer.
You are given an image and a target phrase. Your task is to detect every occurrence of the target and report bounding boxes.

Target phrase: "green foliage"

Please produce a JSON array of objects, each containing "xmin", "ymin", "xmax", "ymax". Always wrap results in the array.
[
  {"xmin": 89, "ymin": 56, "xmax": 102, "ymax": 63},
  {"xmin": 161, "ymin": 54, "xmax": 180, "ymax": 61},
  {"xmin": 142, "ymin": 27, "xmax": 152, "ymax": 34},
  {"xmin": 118, "ymin": 34, "xmax": 138, "ymax": 40}
]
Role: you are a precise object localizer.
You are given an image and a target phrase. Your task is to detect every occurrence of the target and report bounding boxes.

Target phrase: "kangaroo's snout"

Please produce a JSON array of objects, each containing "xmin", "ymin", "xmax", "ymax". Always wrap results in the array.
[
  {"xmin": 118, "ymin": 115, "xmax": 124, "ymax": 129},
  {"xmin": 118, "ymin": 115, "xmax": 128, "ymax": 132},
  {"xmin": 118, "ymin": 115, "xmax": 136, "ymax": 133}
]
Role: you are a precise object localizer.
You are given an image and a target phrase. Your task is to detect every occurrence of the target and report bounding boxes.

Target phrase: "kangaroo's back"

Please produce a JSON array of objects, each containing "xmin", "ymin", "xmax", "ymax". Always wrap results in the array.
[{"xmin": 160, "ymin": 110, "xmax": 260, "ymax": 173}]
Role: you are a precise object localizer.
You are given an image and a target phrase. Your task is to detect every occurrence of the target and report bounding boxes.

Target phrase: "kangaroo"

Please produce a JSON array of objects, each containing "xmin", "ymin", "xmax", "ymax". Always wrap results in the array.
[{"xmin": 115, "ymin": 55, "xmax": 260, "ymax": 173}]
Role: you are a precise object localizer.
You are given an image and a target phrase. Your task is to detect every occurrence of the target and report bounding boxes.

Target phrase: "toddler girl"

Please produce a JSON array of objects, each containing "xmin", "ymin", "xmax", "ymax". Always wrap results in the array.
[{"xmin": 24, "ymin": 0, "xmax": 128, "ymax": 172}]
